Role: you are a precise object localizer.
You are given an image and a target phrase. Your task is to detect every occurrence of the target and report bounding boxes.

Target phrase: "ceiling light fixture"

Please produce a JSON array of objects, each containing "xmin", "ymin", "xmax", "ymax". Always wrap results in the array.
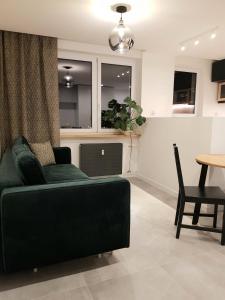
[
  {"xmin": 109, "ymin": 4, "xmax": 134, "ymax": 54},
  {"xmin": 194, "ymin": 40, "xmax": 199, "ymax": 46},
  {"xmin": 65, "ymin": 75, "xmax": 72, "ymax": 81},
  {"xmin": 179, "ymin": 26, "xmax": 218, "ymax": 53},
  {"xmin": 210, "ymin": 32, "xmax": 216, "ymax": 39},
  {"xmin": 63, "ymin": 66, "xmax": 74, "ymax": 88}
]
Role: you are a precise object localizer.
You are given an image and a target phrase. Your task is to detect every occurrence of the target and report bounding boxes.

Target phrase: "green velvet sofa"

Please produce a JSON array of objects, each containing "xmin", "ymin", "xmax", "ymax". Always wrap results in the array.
[{"xmin": 0, "ymin": 137, "xmax": 130, "ymax": 273}]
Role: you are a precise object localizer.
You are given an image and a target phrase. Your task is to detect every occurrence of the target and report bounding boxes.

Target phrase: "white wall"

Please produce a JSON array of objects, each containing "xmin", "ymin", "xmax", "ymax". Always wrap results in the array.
[
  {"xmin": 175, "ymin": 56, "xmax": 218, "ymax": 117},
  {"xmin": 59, "ymin": 85, "xmax": 78, "ymax": 128},
  {"xmin": 141, "ymin": 52, "xmax": 223, "ymax": 117},
  {"xmin": 208, "ymin": 118, "xmax": 225, "ymax": 188},
  {"xmin": 101, "ymin": 87, "xmax": 130, "ymax": 110},
  {"xmin": 58, "ymin": 39, "xmax": 142, "ymax": 59},
  {"xmin": 139, "ymin": 52, "xmax": 225, "ymax": 195},
  {"xmin": 137, "ymin": 117, "xmax": 212, "ymax": 195},
  {"xmin": 77, "ymin": 85, "xmax": 92, "ymax": 128},
  {"xmin": 141, "ymin": 52, "xmax": 175, "ymax": 117}
]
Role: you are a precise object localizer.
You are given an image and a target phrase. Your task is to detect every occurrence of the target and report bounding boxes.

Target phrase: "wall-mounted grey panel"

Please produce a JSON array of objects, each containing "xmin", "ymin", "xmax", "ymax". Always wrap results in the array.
[{"xmin": 80, "ymin": 143, "xmax": 123, "ymax": 177}]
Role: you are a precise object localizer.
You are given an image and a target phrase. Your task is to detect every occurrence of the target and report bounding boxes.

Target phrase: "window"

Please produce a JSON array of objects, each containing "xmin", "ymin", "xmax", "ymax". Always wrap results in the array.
[
  {"xmin": 58, "ymin": 58, "xmax": 92, "ymax": 129},
  {"xmin": 101, "ymin": 63, "xmax": 132, "ymax": 128},
  {"xmin": 173, "ymin": 71, "xmax": 197, "ymax": 114},
  {"xmin": 58, "ymin": 52, "xmax": 136, "ymax": 132}
]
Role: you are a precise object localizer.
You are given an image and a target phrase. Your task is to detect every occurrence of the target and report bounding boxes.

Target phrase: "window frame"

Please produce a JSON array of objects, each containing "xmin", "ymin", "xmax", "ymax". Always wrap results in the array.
[
  {"xmin": 58, "ymin": 51, "xmax": 137, "ymax": 132},
  {"xmin": 58, "ymin": 50, "xmax": 98, "ymax": 132},
  {"xmin": 172, "ymin": 66, "xmax": 200, "ymax": 117},
  {"xmin": 97, "ymin": 56, "xmax": 137, "ymax": 132}
]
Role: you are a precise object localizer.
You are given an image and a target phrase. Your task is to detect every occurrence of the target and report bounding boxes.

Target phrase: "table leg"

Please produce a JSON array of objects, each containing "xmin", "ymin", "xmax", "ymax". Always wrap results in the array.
[{"xmin": 192, "ymin": 164, "xmax": 208, "ymax": 225}]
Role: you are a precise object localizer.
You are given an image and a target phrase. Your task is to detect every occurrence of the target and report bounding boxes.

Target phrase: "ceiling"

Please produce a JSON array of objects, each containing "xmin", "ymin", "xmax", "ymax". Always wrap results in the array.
[{"xmin": 1, "ymin": 0, "xmax": 225, "ymax": 60}]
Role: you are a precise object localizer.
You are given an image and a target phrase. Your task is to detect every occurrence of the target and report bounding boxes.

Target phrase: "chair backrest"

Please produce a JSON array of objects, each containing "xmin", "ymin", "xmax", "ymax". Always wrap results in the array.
[{"xmin": 173, "ymin": 144, "xmax": 185, "ymax": 198}]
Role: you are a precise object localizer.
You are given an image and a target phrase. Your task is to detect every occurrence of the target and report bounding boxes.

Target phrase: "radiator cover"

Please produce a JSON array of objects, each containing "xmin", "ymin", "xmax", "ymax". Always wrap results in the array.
[{"xmin": 80, "ymin": 143, "xmax": 123, "ymax": 177}]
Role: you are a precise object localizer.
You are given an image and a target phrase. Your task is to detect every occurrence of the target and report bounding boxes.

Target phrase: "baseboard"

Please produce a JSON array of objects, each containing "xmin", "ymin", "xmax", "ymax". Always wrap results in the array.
[
  {"xmin": 122, "ymin": 172, "xmax": 135, "ymax": 178},
  {"xmin": 136, "ymin": 173, "xmax": 178, "ymax": 197}
]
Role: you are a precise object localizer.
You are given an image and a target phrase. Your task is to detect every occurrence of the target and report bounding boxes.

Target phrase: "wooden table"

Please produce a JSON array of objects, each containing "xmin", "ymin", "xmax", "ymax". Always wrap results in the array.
[
  {"xmin": 193, "ymin": 154, "xmax": 225, "ymax": 224},
  {"xmin": 196, "ymin": 154, "xmax": 225, "ymax": 169}
]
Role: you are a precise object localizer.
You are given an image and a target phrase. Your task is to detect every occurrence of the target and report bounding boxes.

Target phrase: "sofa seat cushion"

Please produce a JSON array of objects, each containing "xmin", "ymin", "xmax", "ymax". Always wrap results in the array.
[
  {"xmin": 0, "ymin": 149, "xmax": 24, "ymax": 195},
  {"xmin": 43, "ymin": 164, "xmax": 89, "ymax": 183}
]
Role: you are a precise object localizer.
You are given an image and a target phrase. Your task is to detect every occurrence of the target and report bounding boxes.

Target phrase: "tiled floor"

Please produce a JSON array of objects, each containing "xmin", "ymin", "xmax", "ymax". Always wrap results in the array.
[{"xmin": 0, "ymin": 179, "xmax": 225, "ymax": 300}]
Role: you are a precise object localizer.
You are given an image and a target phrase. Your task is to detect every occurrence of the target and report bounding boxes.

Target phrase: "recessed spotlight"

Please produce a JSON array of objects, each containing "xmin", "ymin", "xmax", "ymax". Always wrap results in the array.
[
  {"xmin": 210, "ymin": 33, "xmax": 216, "ymax": 39},
  {"xmin": 101, "ymin": 84, "xmax": 104, "ymax": 87},
  {"xmin": 122, "ymin": 73, "xmax": 125, "ymax": 76},
  {"xmin": 194, "ymin": 40, "xmax": 199, "ymax": 46},
  {"xmin": 117, "ymin": 75, "xmax": 120, "ymax": 78},
  {"xmin": 180, "ymin": 46, "xmax": 186, "ymax": 51},
  {"xmin": 127, "ymin": 71, "xmax": 130, "ymax": 74}
]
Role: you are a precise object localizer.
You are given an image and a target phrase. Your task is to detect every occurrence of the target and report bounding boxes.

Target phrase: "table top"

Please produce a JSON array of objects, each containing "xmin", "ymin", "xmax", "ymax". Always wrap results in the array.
[{"xmin": 196, "ymin": 154, "xmax": 225, "ymax": 168}]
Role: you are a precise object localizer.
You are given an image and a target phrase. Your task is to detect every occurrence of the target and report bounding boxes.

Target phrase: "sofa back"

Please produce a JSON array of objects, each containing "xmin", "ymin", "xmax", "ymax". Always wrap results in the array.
[
  {"xmin": 0, "ymin": 149, "xmax": 24, "ymax": 195},
  {"xmin": 0, "ymin": 136, "xmax": 46, "ymax": 195},
  {"xmin": 12, "ymin": 143, "xmax": 46, "ymax": 185},
  {"xmin": 0, "ymin": 148, "xmax": 25, "ymax": 272}
]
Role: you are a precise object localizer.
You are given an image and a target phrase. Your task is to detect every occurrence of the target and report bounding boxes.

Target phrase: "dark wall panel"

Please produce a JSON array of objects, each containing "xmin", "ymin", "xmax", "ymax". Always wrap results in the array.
[
  {"xmin": 212, "ymin": 59, "xmax": 225, "ymax": 82},
  {"xmin": 80, "ymin": 143, "xmax": 123, "ymax": 177}
]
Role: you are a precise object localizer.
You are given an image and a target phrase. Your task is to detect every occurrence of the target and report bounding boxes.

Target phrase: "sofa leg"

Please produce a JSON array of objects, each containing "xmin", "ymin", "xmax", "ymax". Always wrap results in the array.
[{"xmin": 33, "ymin": 267, "xmax": 38, "ymax": 273}]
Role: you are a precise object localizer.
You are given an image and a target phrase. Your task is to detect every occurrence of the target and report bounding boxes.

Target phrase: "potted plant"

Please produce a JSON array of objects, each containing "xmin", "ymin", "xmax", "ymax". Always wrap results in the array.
[{"xmin": 101, "ymin": 97, "xmax": 146, "ymax": 135}]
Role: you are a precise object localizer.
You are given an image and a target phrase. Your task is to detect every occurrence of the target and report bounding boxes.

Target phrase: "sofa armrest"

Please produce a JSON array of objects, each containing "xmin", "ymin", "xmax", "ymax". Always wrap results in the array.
[
  {"xmin": 1, "ymin": 177, "xmax": 130, "ymax": 272},
  {"xmin": 53, "ymin": 147, "xmax": 71, "ymax": 164}
]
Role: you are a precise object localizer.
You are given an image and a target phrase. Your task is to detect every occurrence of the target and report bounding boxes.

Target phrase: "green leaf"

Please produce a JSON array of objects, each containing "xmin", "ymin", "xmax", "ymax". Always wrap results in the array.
[
  {"xmin": 135, "ymin": 105, "xmax": 143, "ymax": 114},
  {"xmin": 103, "ymin": 97, "xmax": 146, "ymax": 130},
  {"xmin": 108, "ymin": 99, "xmax": 118, "ymax": 109},
  {"xmin": 136, "ymin": 116, "xmax": 146, "ymax": 126}
]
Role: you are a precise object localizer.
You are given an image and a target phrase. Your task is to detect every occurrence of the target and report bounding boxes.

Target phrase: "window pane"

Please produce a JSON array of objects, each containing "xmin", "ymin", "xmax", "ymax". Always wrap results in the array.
[
  {"xmin": 58, "ymin": 59, "xmax": 92, "ymax": 129},
  {"xmin": 101, "ymin": 63, "xmax": 132, "ymax": 128},
  {"xmin": 173, "ymin": 71, "xmax": 197, "ymax": 114}
]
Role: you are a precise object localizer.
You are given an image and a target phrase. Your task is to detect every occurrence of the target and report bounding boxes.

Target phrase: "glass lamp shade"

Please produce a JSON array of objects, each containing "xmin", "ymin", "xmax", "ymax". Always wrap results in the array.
[{"xmin": 109, "ymin": 19, "xmax": 134, "ymax": 54}]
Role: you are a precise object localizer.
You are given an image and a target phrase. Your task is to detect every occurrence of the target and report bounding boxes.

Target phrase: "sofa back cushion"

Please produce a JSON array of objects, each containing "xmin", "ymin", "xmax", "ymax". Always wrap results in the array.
[
  {"xmin": 12, "ymin": 143, "xmax": 46, "ymax": 185},
  {"xmin": 13, "ymin": 136, "xmax": 31, "ymax": 150},
  {"xmin": 0, "ymin": 149, "xmax": 24, "ymax": 195}
]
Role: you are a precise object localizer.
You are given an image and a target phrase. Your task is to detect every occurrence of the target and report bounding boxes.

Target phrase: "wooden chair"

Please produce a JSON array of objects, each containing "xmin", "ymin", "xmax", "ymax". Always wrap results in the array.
[{"xmin": 173, "ymin": 144, "xmax": 225, "ymax": 245}]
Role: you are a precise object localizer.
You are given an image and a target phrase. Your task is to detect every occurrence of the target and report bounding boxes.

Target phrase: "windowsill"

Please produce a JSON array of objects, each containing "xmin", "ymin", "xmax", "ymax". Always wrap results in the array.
[{"xmin": 60, "ymin": 132, "xmax": 140, "ymax": 139}]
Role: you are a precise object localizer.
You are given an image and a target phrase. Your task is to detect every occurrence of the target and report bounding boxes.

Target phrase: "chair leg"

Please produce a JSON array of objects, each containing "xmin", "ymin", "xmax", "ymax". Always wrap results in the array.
[
  {"xmin": 192, "ymin": 203, "xmax": 201, "ymax": 225},
  {"xmin": 176, "ymin": 200, "xmax": 185, "ymax": 239},
  {"xmin": 174, "ymin": 192, "xmax": 181, "ymax": 226},
  {"xmin": 213, "ymin": 204, "xmax": 218, "ymax": 228},
  {"xmin": 221, "ymin": 205, "xmax": 225, "ymax": 245}
]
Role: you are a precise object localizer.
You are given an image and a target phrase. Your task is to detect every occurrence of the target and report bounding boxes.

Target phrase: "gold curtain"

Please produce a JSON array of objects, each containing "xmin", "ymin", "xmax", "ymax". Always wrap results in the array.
[{"xmin": 0, "ymin": 31, "xmax": 60, "ymax": 157}]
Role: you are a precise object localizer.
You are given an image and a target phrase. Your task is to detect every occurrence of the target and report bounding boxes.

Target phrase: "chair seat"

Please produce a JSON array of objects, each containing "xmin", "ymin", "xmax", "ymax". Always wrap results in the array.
[{"xmin": 185, "ymin": 186, "xmax": 225, "ymax": 204}]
